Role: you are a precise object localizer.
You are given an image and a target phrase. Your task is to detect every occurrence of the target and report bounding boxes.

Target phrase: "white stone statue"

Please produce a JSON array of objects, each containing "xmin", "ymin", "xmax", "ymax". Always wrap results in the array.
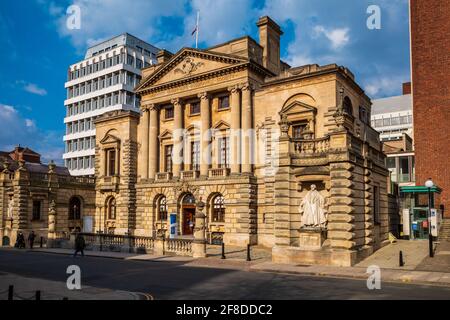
[
  {"xmin": 7, "ymin": 196, "xmax": 14, "ymax": 219},
  {"xmin": 299, "ymin": 184, "xmax": 327, "ymax": 229}
]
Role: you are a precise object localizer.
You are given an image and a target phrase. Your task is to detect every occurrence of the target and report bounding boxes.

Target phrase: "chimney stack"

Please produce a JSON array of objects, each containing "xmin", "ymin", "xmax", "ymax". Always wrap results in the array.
[
  {"xmin": 157, "ymin": 49, "xmax": 173, "ymax": 64},
  {"xmin": 402, "ymin": 82, "xmax": 411, "ymax": 95},
  {"xmin": 256, "ymin": 16, "xmax": 283, "ymax": 75}
]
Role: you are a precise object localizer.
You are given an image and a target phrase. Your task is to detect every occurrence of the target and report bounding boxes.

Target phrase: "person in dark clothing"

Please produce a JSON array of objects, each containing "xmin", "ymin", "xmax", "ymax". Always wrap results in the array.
[
  {"xmin": 73, "ymin": 233, "xmax": 86, "ymax": 258},
  {"xmin": 15, "ymin": 232, "xmax": 25, "ymax": 249},
  {"xmin": 28, "ymin": 231, "xmax": 36, "ymax": 249}
]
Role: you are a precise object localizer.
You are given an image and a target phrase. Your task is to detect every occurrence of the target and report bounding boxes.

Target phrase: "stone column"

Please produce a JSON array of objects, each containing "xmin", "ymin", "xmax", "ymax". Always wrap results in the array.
[
  {"xmin": 139, "ymin": 107, "xmax": 150, "ymax": 180},
  {"xmin": 172, "ymin": 98, "xmax": 183, "ymax": 179},
  {"xmin": 192, "ymin": 198, "xmax": 206, "ymax": 258},
  {"xmin": 148, "ymin": 104, "xmax": 159, "ymax": 180},
  {"xmin": 199, "ymin": 92, "xmax": 211, "ymax": 177},
  {"xmin": 241, "ymin": 83, "xmax": 253, "ymax": 174},
  {"xmin": 229, "ymin": 85, "xmax": 241, "ymax": 174}
]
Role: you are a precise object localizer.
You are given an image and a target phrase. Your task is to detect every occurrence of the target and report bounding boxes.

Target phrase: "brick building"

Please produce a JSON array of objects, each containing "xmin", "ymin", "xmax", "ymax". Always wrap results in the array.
[{"xmin": 410, "ymin": 1, "xmax": 450, "ymax": 217}]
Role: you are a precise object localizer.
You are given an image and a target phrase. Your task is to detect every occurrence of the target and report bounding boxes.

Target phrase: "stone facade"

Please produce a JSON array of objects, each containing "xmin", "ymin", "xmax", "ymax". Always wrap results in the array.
[
  {"xmin": 0, "ymin": 148, "xmax": 96, "ymax": 247},
  {"xmin": 92, "ymin": 16, "xmax": 391, "ymax": 266}
]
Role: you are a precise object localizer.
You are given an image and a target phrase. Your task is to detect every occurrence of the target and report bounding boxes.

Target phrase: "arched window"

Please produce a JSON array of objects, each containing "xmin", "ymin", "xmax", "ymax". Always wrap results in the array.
[
  {"xmin": 107, "ymin": 197, "xmax": 116, "ymax": 220},
  {"xmin": 212, "ymin": 195, "xmax": 225, "ymax": 222},
  {"xmin": 69, "ymin": 197, "xmax": 81, "ymax": 220},
  {"xmin": 158, "ymin": 196, "xmax": 168, "ymax": 221},
  {"xmin": 343, "ymin": 97, "xmax": 353, "ymax": 116},
  {"xmin": 183, "ymin": 194, "xmax": 196, "ymax": 205}
]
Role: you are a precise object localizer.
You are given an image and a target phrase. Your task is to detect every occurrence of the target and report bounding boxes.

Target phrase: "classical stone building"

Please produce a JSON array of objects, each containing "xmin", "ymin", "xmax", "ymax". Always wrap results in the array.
[
  {"xmin": 92, "ymin": 16, "xmax": 391, "ymax": 266},
  {"xmin": 0, "ymin": 147, "xmax": 96, "ymax": 246}
]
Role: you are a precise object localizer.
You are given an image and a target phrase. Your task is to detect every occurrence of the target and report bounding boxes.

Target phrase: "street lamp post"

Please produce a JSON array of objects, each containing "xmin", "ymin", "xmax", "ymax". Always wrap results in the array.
[{"xmin": 425, "ymin": 178, "xmax": 434, "ymax": 258}]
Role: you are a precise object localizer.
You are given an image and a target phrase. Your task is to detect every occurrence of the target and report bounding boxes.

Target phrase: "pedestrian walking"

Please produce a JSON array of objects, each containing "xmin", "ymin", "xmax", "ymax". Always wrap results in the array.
[
  {"xmin": 73, "ymin": 233, "xmax": 86, "ymax": 258},
  {"xmin": 28, "ymin": 231, "xmax": 36, "ymax": 249},
  {"xmin": 15, "ymin": 232, "xmax": 25, "ymax": 249}
]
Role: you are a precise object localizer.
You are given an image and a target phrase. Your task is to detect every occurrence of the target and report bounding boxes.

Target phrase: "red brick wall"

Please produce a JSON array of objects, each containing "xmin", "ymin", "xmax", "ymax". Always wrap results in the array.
[{"xmin": 410, "ymin": 0, "xmax": 450, "ymax": 217}]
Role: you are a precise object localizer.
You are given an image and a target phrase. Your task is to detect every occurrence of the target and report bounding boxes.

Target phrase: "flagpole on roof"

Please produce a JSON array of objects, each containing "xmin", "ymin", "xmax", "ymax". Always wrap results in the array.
[{"xmin": 195, "ymin": 10, "xmax": 200, "ymax": 49}]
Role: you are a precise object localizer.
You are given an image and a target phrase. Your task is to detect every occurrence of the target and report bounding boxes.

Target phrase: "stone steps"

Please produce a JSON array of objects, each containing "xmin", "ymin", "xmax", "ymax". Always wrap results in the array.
[{"xmin": 439, "ymin": 219, "xmax": 450, "ymax": 241}]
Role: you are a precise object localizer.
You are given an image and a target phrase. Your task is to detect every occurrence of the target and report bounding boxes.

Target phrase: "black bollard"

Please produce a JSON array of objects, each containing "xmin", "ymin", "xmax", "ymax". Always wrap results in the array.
[
  {"xmin": 8, "ymin": 285, "xmax": 13, "ymax": 301},
  {"xmin": 246, "ymin": 244, "xmax": 251, "ymax": 262},
  {"xmin": 399, "ymin": 250, "xmax": 405, "ymax": 267},
  {"xmin": 36, "ymin": 290, "xmax": 41, "ymax": 301},
  {"xmin": 221, "ymin": 242, "xmax": 226, "ymax": 259},
  {"xmin": 40, "ymin": 237, "xmax": 43, "ymax": 248}
]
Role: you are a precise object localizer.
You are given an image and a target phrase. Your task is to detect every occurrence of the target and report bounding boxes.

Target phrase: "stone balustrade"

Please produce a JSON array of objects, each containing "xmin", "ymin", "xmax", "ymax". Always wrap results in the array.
[
  {"xmin": 180, "ymin": 170, "xmax": 200, "ymax": 181},
  {"xmin": 208, "ymin": 168, "xmax": 230, "ymax": 178},
  {"xmin": 292, "ymin": 136, "xmax": 331, "ymax": 155},
  {"xmin": 165, "ymin": 238, "xmax": 192, "ymax": 256},
  {"xmin": 155, "ymin": 172, "xmax": 172, "ymax": 181}
]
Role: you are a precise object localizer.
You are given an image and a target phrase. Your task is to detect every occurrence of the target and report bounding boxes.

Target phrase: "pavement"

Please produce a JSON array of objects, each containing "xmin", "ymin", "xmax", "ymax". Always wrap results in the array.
[
  {"xmin": 4, "ymin": 240, "xmax": 450, "ymax": 290},
  {"xmin": 1, "ymin": 249, "xmax": 450, "ymax": 300},
  {"xmin": 0, "ymin": 272, "xmax": 149, "ymax": 300}
]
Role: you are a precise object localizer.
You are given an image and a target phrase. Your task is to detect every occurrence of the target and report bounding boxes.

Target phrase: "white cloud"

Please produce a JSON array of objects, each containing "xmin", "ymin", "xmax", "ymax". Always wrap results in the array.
[
  {"xmin": 363, "ymin": 75, "xmax": 409, "ymax": 98},
  {"xmin": 24, "ymin": 83, "xmax": 48, "ymax": 96},
  {"xmin": 39, "ymin": 0, "xmax": 187, "ymax": 51},
  {"xmin": 0, "ymin": 104, "xmax": 63, "ymax": 163},
  {"xmin": 313, "ymin": 25, "xmax": 350, "ymax": 50}
]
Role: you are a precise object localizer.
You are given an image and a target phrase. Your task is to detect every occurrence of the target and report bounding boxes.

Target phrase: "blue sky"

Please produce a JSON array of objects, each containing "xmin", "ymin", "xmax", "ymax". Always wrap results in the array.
[{"xmin": 0, "ymin": 0, "xmax": 410, "ymax": 163}]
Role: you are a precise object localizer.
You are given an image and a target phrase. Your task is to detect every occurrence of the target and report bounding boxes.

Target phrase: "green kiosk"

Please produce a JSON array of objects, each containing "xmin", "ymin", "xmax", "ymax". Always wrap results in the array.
[{"xmin": 400, "ymin": 185, "xmax": 442, "ymax": 240}]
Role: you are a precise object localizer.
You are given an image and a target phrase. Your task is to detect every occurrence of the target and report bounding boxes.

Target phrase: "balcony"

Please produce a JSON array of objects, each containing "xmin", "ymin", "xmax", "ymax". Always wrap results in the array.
[
  {"xmin": 155, "ymin": 172, "xmax": 172, "ymax": 182},
  {"xmin": 99, "ymin": 175, "xmax": 120, "ymax": 191},
  {"xmin": 181, "ymin": 170, "xmax": 200, "ymax": 180},
  {"xmin": 208, "ymin": 168, "xmax": 230, "ymax": 178},
  {"xmin": 292, "ymin": 136, "xmax": 330, "ymax": 155}
]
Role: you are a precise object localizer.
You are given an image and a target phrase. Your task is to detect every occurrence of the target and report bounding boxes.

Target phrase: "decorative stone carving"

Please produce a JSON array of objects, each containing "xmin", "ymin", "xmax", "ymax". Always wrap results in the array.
[
  {"xmin": 174, "ymin": 57, "xmax": 204, "ymax": 76},
  {"xmin": 333, "ymin": 87, "xmax": 346, "ymax": 129},
  {"xmin": 48, "ymin": 160, "xmax": 56, "ymax": 174},
  {"xmin": 278, "ymin": 113, "xmax": 290, "ymax": 138},
  {"xmin": 48, "ymin": 200, "xmax": 57, "ymax": 233},
  {"xmin": 2, "ymin": 159, "xmax": 10, "ymax": 173},
  {"xmin": 299, "ymin": 184, "xmax": 328, "ymax": 229},
  {"xmin": 18, "ymin": 159, "xmax": 26, "ymax": 171},
  {"xmin": 7, "ymin": 196, "xmax": 14, "ymax": 220}
]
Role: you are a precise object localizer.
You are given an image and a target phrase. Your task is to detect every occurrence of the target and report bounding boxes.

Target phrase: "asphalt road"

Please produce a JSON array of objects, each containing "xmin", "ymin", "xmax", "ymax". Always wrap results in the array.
[{"xmin": 1, "ymin": 250, "xmax": 450, "ymax": 300}]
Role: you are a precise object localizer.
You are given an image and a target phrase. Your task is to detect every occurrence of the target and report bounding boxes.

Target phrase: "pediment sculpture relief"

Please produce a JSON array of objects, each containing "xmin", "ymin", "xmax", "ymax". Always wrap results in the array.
[{"xmin": 174, "ymin": 57, "xmax": 204, "ymax": 76}]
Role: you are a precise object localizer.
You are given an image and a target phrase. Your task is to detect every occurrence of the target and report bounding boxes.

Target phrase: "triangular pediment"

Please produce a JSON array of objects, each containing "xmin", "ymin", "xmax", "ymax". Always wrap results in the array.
[
  {"xmin": 100, "ymin": 133, "xmax": 120, "ymax": 145},
  {"xmin": 212, "ymin": 120, "xmax": 230, "ymax": 131},
  {"xmin": 281, "ymin": 101, "xmax": 317, "ymax": 116},
  {"xmin": 159, "ymin": 129, "xmax": 173, "ymax": 140},
  {"xmin": 136, "ymin": 48, "xmax": 248, "ymax": 92}
]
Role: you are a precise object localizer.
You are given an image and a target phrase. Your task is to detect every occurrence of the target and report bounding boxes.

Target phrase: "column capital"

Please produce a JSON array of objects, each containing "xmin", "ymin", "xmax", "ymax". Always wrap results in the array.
[
  {"xmin": 197, "ymin": 92, "xmax": 211, "ymax": 100},
  {"xmin": 227, "ymin": 85, "xmax": 240, "ymax": 94},
  {"xmin": 141, "ymin": 103, "xmax": 153, "ymax": 112},
  {"xmin": 148, "ymin": 104, "xmax": 159, "ymax": 112},
  {"xmin": 171, "ymin": 98, "xmax": 182, "ymax": 106},
  {"xmin": 240, "ymin": 82, "xmax": 254, "ymax": 92}
]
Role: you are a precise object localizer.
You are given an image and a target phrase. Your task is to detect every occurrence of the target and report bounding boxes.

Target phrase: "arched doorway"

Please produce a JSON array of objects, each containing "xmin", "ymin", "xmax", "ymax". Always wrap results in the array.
[
  {"xmin": 2, "ymin": 236, "xmax": 10, "ymax": 247},
  {"xmin": 68, "ymin": 196, "xmax": 83, "ymax": 232},
  {"xmin": 180, "ymin": 193, "xmax": 196, "ymax": 236}
]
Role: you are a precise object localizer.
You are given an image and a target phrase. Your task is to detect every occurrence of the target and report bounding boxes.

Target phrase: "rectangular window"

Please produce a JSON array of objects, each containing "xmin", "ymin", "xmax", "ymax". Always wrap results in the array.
[
  {"xmin": 383, "ymin": 118, "xmax": 391, "ymax": 126},
  {"xmin": 165, "ymin": 106, "xmax": 174, "ymax": 119},
  {"xmin": 191, "ymin": 141, "xmax": 200, "ymax": 171},
  {"xmin": 391, "ymin": 117, "xmax": 400, "ymax": 125},
  {"xmin": 218, "ymin": 96, "xmax": 229, "ymax": 110},
  {"xmin": 399, "ymin": 156, "xmax": 410, "ymax": 182},
  {"xmin": 218, "ymin": 137, "xmax": 230, "ymax": 168},
  {"xmin": 127, "ymin": 54, "xmax": 134, "ymax": 66},
  {"xmin": 373, "ymin": 186, "xmax": 380, "ymax": 224},
  {"xmin": 292, "ymin": 123, "xmax": 307, "ymax": 139},
  {"xmin": 107, "ymin": 149, "xmax": 116, "ymax": 176},
  {"xmin": 164, "ymin": 145, "xmax": 173, "ymax": 173},
  {"xmin": 190, "ymin": 101, "xmax": 200, "ymax": 115},
  {"xmin": 32, "ymin": 201, "xmax": 41, "ymax": 221},
  {"xmin": 136, "ymin": 59, "xmax": 143, "ymax": 69},
  {"xmin": 374, "ymin": 119, "xmax": 383, "ymax": 127}
]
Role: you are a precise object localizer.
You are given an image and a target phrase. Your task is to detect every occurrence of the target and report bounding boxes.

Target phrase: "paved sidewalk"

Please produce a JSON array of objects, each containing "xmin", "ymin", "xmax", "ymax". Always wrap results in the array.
[
  {"xmin": 250, "ymin": 262, "xmax": 450, "ymax": 287},
  {"xmin": 0, "ymin": 272, "xmax": 145, "ymax": 300},
  {"xmin": 356, "ymin": 240, "xmax": 428, "ymax": 270}
]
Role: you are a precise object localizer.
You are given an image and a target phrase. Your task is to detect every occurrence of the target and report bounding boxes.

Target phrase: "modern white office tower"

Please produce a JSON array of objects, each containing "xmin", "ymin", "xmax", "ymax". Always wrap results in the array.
[
  {"xmin": 371, "ymin": 83, "xmax": 413, "ymax": 142},
  {"xmin": 63, "ymin": 34, "xmax": 159, "ymax": 176}
]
